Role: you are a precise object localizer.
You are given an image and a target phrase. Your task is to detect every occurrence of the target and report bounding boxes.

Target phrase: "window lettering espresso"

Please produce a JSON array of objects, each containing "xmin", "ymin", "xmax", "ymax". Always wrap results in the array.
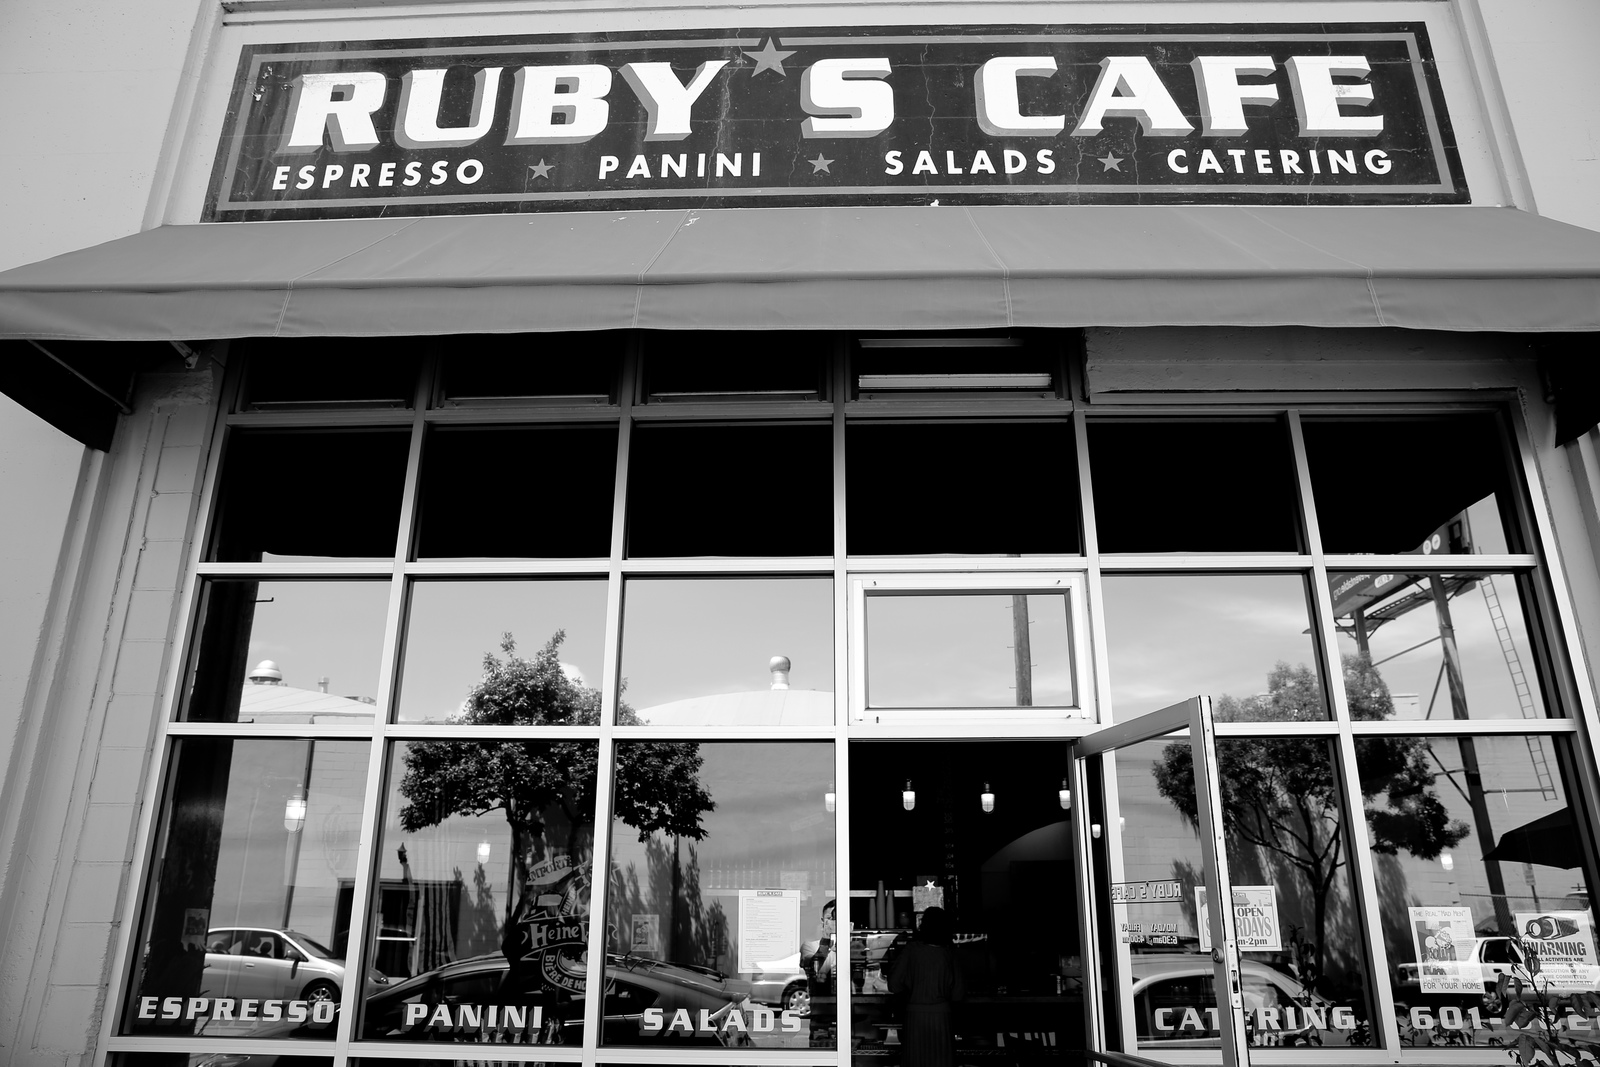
[
  {"xmin": 136, "ymin": 996, "xmax": 335, "ymax": 1025},
  {"xmin": 207, "ymin": 23, "xmax": 1466, "ymax": 219}
]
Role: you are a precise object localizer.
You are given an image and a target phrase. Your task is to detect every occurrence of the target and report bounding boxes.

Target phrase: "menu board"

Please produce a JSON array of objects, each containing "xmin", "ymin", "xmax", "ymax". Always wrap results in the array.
[{"xmin": 738, "ymin": 889, "xmax": 803, "ymax": 972}]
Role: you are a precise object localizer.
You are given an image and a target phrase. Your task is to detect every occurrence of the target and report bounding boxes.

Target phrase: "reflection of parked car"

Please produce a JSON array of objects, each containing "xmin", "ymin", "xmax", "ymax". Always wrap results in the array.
[
  {"xmin": 750, "ymin": 953, "xmax": 809, "ymax": 1015},
  {"xmin": 1131, "ymin": 957, "xmax": 1339, "ymax": 1048},
  {"xmin": 204, "ymin": 927, "xmax": 387, "ymax": 1005},
  {"xmin": 1395, "ymin": 935, "xmax": 1527, "ymax": 1006},
  {"xmin": 363, "ymin": 952, "xmax": 755, "ymax": 1045}
]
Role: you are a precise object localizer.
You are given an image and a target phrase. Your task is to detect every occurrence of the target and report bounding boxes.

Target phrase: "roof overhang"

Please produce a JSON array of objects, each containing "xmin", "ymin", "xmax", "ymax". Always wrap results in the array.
[{"xmin": 2, "ymin": 205, "xmax": 1600, "ymax": 340}]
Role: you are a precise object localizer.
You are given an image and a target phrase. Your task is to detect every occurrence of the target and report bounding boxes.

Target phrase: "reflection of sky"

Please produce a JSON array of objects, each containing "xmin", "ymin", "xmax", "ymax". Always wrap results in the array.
[
  {"xmin": 866, "ymin": 594, "xmax": 1073, "ymax": 707},
  {"xmin": 1102, "ymin": 574, "xmax": 1317, "ymax": 718},
  {"xmin": 1335, "ymin": 574, "xmax": 1541, "ymax": 720},
  {"xmin": 244, "ymin": 582, "xmax": 389, "ymax": 700},
  {"xmin": 400, "ymin": 580, "xmax": 608, "ymax": 721},
  {"xmin": 620, "ymin": 578, "xmax": 832, "ymax": 710}
]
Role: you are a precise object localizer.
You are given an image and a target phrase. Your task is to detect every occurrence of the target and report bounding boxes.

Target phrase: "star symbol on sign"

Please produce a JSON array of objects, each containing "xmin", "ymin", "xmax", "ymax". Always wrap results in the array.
[
  {"xmin": 743, "ymin": 38, "xmax": 796, "ymax": 77},
  {"xmin": 1098, "ymin": 153, "xmax": 1124, "ymax": 172},
  {"xmin": 529, "ymin": 159, "xmax": 554, "ymax": 180},
  {"xmin": 809, "ymin": 154, "xmax": 834, "ymax": 174}
]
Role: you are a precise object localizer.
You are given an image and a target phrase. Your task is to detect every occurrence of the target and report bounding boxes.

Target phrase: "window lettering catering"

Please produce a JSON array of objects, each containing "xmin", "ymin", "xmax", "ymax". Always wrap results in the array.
[{"xmin": 206, "ymin": 23, "xmax": 1466, "ymax": 219}]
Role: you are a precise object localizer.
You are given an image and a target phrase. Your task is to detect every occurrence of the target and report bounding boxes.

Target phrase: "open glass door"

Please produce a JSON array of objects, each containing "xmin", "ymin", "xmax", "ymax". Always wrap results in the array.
[{"xmin": 1075, "ymin": 697, "xmax": 1251, "ymax": 1067}]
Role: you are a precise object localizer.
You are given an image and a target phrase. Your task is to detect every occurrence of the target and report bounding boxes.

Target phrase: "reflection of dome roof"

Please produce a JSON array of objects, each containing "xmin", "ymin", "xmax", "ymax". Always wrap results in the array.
[
  {"xmin": 634, "ymin": 689, "xmax": 832, "ymax": 726},
  {"xmin": 248, "ymin": 659, "xmax": 283, "ymax": 684},
  {"xmin": 239, "ymin": 683, "xmax": 376, "ymax": 724}
]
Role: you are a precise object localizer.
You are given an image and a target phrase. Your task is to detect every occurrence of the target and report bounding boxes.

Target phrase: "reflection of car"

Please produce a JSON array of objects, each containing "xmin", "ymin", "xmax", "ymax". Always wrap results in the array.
[
  {"xmin": 750, "ymin": 953, "xmax": 809, "ymax": 1015},
  {"xmin": 204, "ymin": 927, "xmax": 387, "ymax": 1005},
  {"xmin": 362, "ymin": 952, "xmax": 756, "ymax": 1045},
  {"xmin": 1131, "ymin": 957, "xmax": 1338, "ymax": 1048},
  {"xmin": 1395, "ymin": 936, "xmax": 1527, "ymax": 1006}
]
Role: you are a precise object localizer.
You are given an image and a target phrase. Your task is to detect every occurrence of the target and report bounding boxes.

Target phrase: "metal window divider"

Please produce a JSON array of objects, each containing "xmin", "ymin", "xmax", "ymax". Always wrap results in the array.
[
  {"xmin": 832, "ymin": 331, "xmax": 853, "ymax": 1066},
  {"xmin": 1287, "ymin": 408, "xmax": 1405, "ymax": 1056},
  {"xmin": 333, "ymin": 355, "xmax": 435, "ymax": 1053}
]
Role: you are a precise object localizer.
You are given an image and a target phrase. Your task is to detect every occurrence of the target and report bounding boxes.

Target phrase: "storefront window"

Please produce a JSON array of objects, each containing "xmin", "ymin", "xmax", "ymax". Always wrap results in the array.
[
  {"xmin": 1356, "ymin": 733, "xmax": 1595, "ymax": 1050},
  {"xmin": 114, "ymin": 1057, "xmax": 331, "ymax": 1067},
  {"xmin": 1111, "ymin": 736, "xmax": 1376, "ymax": 1051},
  {"xmin": 1301, "ymin": 414, "xmax": 1519, "ymax": 555},
  {"xmin": 605, "ymin": 741, "xmax": 836, "ymax": 1050},
  {"xmin": 414, "ymin": 426, "xmax": 617, "ymax": 559},
  {"xmin": 123, "ymin": 738, "xmax": 370, "ymax": 1040},
  {"xmin": 619, "ymin": 578, "xmax": 832, "ymax": 725},
  {"xmin": 398, "ymin": 580, "xmax": 608, "ymax": 724},
  {"xmin": 641, "ymin": 332, "xmax": 826, "ymax": 402},
  {"xmin": 1087, "ymin": 419, "xmax": 1302, "ymax": 554},
  {"xmin": 435, "ymin": 333, "xmax": 622, "ymax": 405},
  {"xmin": 183, "ymin": 580, "xmax": 387, "ymax": 723},
  {"xmin": 209, "ymin": 430, "xmax": 411, "ymax": 562},
  {"xmin": 1333, "ymin": 570, "xmax": 1551, "ymax": 720},
  {"xmin": 850, "ymin": 741, "xmax": 1083, "ymax": 1064},
  {"xmin": 1102, "ymin": 573, "xmax": 1328, "ymax": 721},
  {"xmin": 626, "ymin": 424, "xmax": 832, "ymax": 557},
  {"xmin": 846, "ymin": 422, "xmax": 1079, "ymax": 555},
  {"xmin": 236, "ymin": 341, "xmax": 420, "ymax": 411},
  {"xmin": 865, "ymin": 592, "xmax": 1075, "ymax": 709},
  {"xmin": 359, "ymin": 740, "xmax": 598, "ymax": 1046}
]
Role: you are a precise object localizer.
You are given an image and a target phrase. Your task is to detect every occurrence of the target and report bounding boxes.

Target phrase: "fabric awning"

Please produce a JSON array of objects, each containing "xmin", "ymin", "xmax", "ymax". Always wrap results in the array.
[{"xmin": 2, "ymin": 205, "xmax": 1599, "ymax": 340}]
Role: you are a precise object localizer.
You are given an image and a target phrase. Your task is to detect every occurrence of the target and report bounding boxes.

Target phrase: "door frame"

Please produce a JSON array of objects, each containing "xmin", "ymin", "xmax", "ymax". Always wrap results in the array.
[{"xmin": 1076, "ymin": 696, "xmax": 1250, "ymax": 1067}]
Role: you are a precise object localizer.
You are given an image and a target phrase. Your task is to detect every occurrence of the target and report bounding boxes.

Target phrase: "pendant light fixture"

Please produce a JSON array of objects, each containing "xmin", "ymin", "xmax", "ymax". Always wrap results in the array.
[
  {"xmin": 283, "ymin": 787, "xmax": 307, "ymax": 833},
  {"xmin": 1440, "ymin": 850, "xmax": 1454, "ymax": 872},
  {"xmin": 825, "ymin": 782, "xmax": 837, "ymax": 813},
  {"xmin": 902, "ymin": 780, "xmax": 916, "ymax": 811},
  {"xmin": 980, "ymin": 782, "xmax": 995, "ymax": 813},
  {"xmin": 477, "ymin": 839, "xmax": 492, "ymax": 864},
  {"xmin": 1059, "ymin": 779, "xmax": 1072, "ymax": 810}
]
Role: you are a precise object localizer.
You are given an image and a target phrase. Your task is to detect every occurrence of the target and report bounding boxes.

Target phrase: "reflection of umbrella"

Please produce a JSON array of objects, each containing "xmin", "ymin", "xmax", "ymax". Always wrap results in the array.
[{"xmin": 1482, "ymin": 808, "xmax": 1579, "ymax": 868}]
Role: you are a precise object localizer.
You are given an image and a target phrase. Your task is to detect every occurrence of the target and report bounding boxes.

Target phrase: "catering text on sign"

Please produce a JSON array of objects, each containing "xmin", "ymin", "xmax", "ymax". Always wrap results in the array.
[{"xmin": 206, "ymin": 23, "xmax": 1466, "ymax": 219}]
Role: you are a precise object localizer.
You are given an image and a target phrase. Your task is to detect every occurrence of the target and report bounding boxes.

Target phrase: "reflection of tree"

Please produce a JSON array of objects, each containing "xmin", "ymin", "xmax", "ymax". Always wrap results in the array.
[
  {"xmin": 611, "ymin": 836, "xmax": 729, "ymax": 969},
  {"xmin": 1154, "ymin": 656, "xmax": 1468, "ymax": 983},
  {"xmin": 397, "ymin": 632, "xmax": 713, "ymax": 922}
]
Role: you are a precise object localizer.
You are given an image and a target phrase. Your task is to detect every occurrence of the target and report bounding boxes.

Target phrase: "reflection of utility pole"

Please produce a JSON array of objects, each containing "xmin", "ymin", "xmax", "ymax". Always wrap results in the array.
[
  {"xmin": 1432, "ymin": 581, "xmax": 1514, "ymax": 933},
  {"xmin": 282, "ymin": 739, "xmax": 316, "ymax": 927},
  {"xmin": 1352, "ymin": 607, "xmax": 1370, "ymax": 658},
  {"xmin": 1012, "ymin": 595, "xmax": 1033, "ymax": 707}
]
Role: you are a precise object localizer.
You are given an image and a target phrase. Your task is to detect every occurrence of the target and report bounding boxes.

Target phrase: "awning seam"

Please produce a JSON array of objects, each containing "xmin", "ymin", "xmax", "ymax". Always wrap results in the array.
[
  {"xmin": 631, "ymin": 209, "xmax": 695, "ymax": 327},
  {"xmin": 1239, "ymin": 206, "xmax": 1387, "ymax": 326},
  {"xmin": 276, "ymin": 218, "xmax": 425, "ymax": 335},
  {"xmin": 962, "ymin": 207, "xmax": 1013, "ymax": 327}
]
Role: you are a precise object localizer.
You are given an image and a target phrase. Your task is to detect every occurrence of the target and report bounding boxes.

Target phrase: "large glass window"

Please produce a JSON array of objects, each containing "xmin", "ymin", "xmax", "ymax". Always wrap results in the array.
[
  {"xmin": 604, "ymin": 741, "xmax": 837, "ymax": 1050},
  {"xmin": 124, "ymin": 739, "xmax": 370, "ymax": 1040},
  {"xmin": 359, "ymin": 740, "xmax": 598, "ymax": 1046},
  {"xmin": 619, "ymin": 578, "xmax": 833, "ymax": 726},
  {"xmin": 1332, "ymin": 570, "xmax": 1552, "ymax": 720},
  {"xmin": 398, "ymin": 579, "xmax": 608, "ymax": 724},
  {"xmin": 1356, "ymin": 734, "xmax": 1596, "ymax": 1050},
  {"xmin": 1102, "ymin": 573, "xmax": 1328, "ymax": 722},
  {"xmin": 183, "ymin": 581, "xmax": 387, "ymax": 723}
]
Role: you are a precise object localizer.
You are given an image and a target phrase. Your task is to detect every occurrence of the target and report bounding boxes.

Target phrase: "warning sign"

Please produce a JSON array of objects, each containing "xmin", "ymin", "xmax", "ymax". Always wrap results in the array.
[{"xmin": 1517, "ymin": 911, "xmax": 1600, "ymax": 992}]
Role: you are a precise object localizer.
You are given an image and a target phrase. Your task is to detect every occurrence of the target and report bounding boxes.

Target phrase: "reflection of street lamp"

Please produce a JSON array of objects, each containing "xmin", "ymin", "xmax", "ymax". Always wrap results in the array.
[
  {"xmin": 477, "ymin": 839, "xmax": 492, "ymax": 865},
  {"xmin": 1440, "ymin": 850, "xmax": 1455, "ymax": 872},
  {"xmin": 284, "ymin": 788, "xmax": 308, "ymax": 833}
]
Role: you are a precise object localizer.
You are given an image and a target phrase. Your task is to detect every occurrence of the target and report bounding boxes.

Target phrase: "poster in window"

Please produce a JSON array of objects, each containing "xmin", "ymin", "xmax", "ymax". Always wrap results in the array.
[
  {"xmin": 1196, "ymin": 885, "xmax": 1282, "ymax": 952},
  {"xmin": 1408, "ymin": 906, "xmax": 1481, "ymax": 993},
  {"xmin": 738, "ymin": 889, "xmax": 802, "ymax": 972}
]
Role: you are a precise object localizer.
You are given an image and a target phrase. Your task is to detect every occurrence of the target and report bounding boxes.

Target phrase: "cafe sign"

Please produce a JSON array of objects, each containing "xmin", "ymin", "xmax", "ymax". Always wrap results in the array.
[{"xmin": 206, "ymin": 22, "xmax": 1466, "ymax": 220}]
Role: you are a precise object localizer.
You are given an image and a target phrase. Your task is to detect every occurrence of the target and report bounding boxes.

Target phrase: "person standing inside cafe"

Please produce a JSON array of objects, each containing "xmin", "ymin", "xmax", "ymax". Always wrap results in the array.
[{"xmin": 888, "ymin": 907, "xmax": 964, "ymax": 1067}]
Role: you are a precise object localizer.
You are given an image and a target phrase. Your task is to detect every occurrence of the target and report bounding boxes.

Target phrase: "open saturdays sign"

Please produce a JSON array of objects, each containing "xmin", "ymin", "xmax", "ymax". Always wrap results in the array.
[{"xmin": 205, "ymin": 22, "xmax": 1467, "ymax": 219}]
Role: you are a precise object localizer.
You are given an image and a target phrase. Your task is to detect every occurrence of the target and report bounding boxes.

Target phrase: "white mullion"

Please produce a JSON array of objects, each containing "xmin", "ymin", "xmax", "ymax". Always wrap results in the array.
[
  {"xmin": 332, "ymin": 356, "xmax": 431, "ymax": 1052},
  {"xmin": 612, "ymin": 724, "xmax": 839, "ymax": 741},
  {"xmin": 619, "ymin": 556, "xmax": 836, "ymax": 575},
  {"xmin": 1098, "ymin": 553, "xmax": 1315, "ymax": 571},
  {"xmin": 93, "ymin": 348, "xmax": 243, "ymax": 1067},
  {"xmin": 841, "ymin": 554, "xmax": 1087, "ymax": 574},
  {"xmin": 223, "ymin": 408, "xmax": 416, "ymax": 429},
  {"xmin": 1212, "ymin": 719, "xmax": 1342, "ymax": 737},
  {"xmin": 1322, "ymin": 553, "xmax": 1538, "ymax": 571},
  {"xmin": 579, "ymin": 337, "xmax": 637, "ymax": 1067},
  {"xmin": 1349, "ymin": 717, "xmax": 1579, "ymax": 736},
  {"xmin": 196, "ymin": 561, "xmax": 396, "ymax": 577},
  {"xmin": 1288, "ymin": 408, "xmax": 1403, "ymax": 1055},
  {"xmin": 404, "ymin": 559, "xmax": 612, "ymax": 577},
  {"xmin": 423, "ymin": 404, "xmax": 622, "ymax": 426},
  {"xmin": 353, "ymin": 1039, "xmax": 585, "ymax": 1061},
  {"xmin": 831, "ymin": 333, "xmax": 851, "ymax": 1067},
  {"xmin": 383, "ymin": 723, "xmax": 605, "ymax": 740},
  {"xmin": 162, "ymin": 721, "xmax": 379, "ymax": 739},
  {"xmin": 599, "ymin": 1048, "xmax": 841, "ymax": 1065}
]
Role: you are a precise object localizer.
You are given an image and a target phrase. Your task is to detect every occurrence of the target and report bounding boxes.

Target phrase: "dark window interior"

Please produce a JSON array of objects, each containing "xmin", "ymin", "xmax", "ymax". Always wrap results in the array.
[
  {"xmin": 1301, "ymin": 414, "xmax": 1520, "ymax": 554},
  {"xmin": 437, "ymin": 334, "xmax": 623, "ymax": 403},
  {"xmin": 626, "ymin": 423, "xmax": 832, "ymax": 556},
  {"xmin": 852, "ymin": 333, "xmax": 1058, "ymax": 398},
  {"xmin": 414, "ymin": 425, "xmax": 617, "ymax": 558},
  {"xmin": 209, "ymin": 429, "xmax": 410, "ymax": 561},
  {"xmin": 847, "ymin": 421, "xmax": 1079, "ymax": 554},
  {"xmin": 237, "ymin": 341, "xmax": 421, "ymax": 410},
  {"xmin": 640, "ymin": 332, "xmax": 826, "ymax": 401},
  {"xmin": 1088, "ymin": 419, "xmax": 1302, "ymax": 553}
]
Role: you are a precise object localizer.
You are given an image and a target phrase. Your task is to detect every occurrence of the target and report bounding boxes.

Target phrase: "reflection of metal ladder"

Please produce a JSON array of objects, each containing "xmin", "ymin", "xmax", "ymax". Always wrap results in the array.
[{"xmin": 1482, "ymin": 576, "xmax": 1558, "ymax": 799}]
